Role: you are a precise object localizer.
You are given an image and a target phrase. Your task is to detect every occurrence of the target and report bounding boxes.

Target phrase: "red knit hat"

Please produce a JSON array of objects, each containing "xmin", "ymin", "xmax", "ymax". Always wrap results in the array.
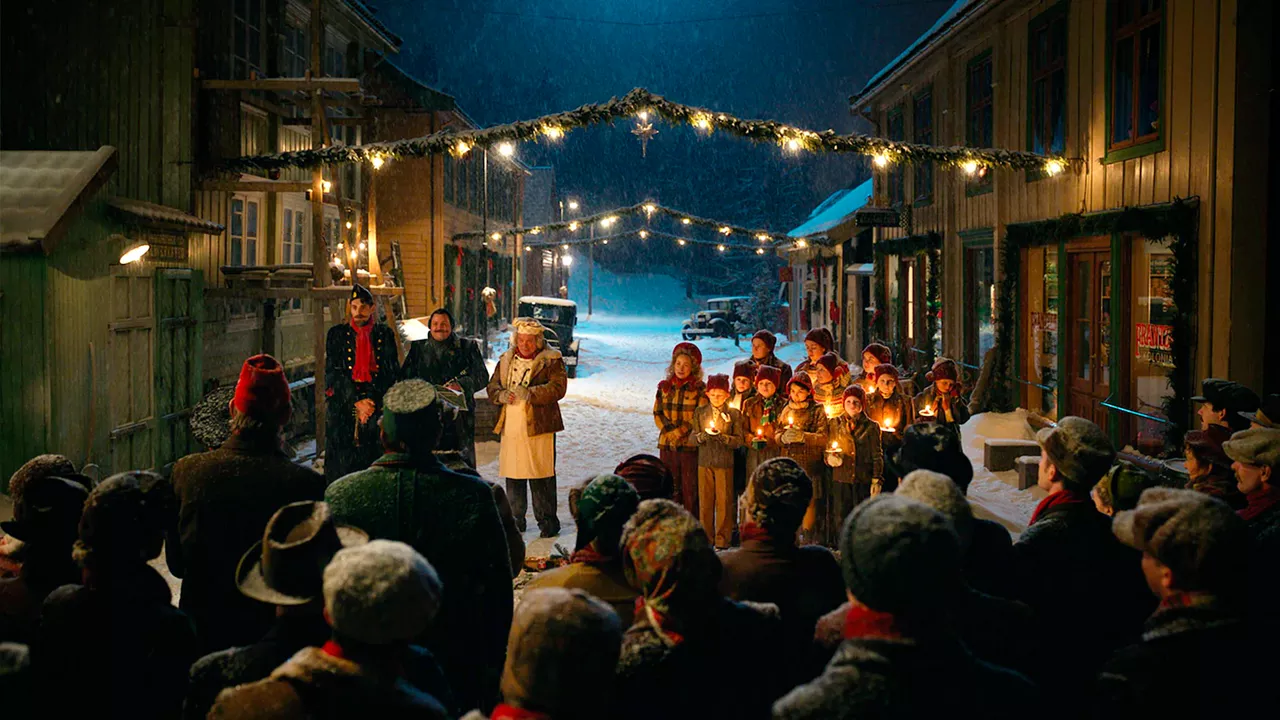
[
  {"xmin": 926, "ymin": 358, "xmax": 959, "ymax": 383},
  {"xmin": 862, "ymin": 343, "xmax": 893, "ymax": 366},
  {"xmin": 752, "ymin": 330, "xmax": 778, "ymax": 351},
  {"xmin": 672, "ymin": 342, "xmax": 703, "ymax": 366},
  {"xmin": 873, "ymin": 363, "xmax": 900, "ymax": 380},
  {"xmin": 733, "ymin": 360, "xmax": 755, "ymax": 380},
  {"xmin": 706, "ymin": 374, "xmax": 731, "ymax": 393},
  {"xmin": 816, "ymin": 352, "xmax": 841, "ymax": 374},
  {"xmin": 787, "ymin": 373, "xmax": 814, "ymax": 396},
  {"xmin": 842, "ymin": 384, "xmax": 867, "ymax": 404},
  {"xmin": 755, "ymin": 365, "xmax": 782, "ymax": 387},
  {"xmin": 804, "ymin": 328, "xmax": 835, "ymax": 353},
  {"xmin": 230, "ymin": 354, "xmax": 292, "ymax": 425},
  {"xmin": 1184, "ymin": 425, "xmax": 1233, "ymax": 468}
]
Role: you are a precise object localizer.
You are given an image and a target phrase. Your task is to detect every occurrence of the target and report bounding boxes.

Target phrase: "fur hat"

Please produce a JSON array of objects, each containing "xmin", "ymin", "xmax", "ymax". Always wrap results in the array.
[
  {"xmin": 230, "ymin": 354, "xmax": 292, "ymax": 425},
  {"xmin": 349, "ymin": 283, "xmax": 374, "ymax": 305},
  {"xmin": 613, "ymin": 454, "xmax": 674, "ymax": 502},
  {"xmin": 816, "ymin": 352, "xmax": 841, "ymax": 375},
  {"xmin": 732, "ymin": 361, "xmax": 755, "ymax": 380},
  {"xmin": 743, "ymin": 458, "xmax": 813, "ymax": 534},
  {"xmin": 672, "ymin": 341, "xmax": 702, "ymax": 366},
  {"xmin": 74, "ymin": 471, "xmax": 174, "ymax": 567},
  {"xmin": 1112, "ymin": 488, "xmax": 1249, "ymax": 593},
  {"xmin": 754, "ymin": 364, "xmax": 782, "ymax": 388},
  {"xmin": 7, "ymin": 454, "xmax": 77, "ymax": 508},
  {"xmin": 842, "ymin": 384, "xmax": 867, "ymax": 404},
  {"xmin": 804, "ymin": 328, "xmax": 835, "ymax": 353},
  {"xmin": 786, "ymin": 372, "xmax": 814, "ymax": 396},
  {"xmin": 1092, "ymin": 461, "xmax": 1157, "ymax": 514},
  {"xmin": 323, "ymin": 540, "xmax": 443, "ymax": 645},
  {"xmin": 1184, "ymin": 425, "xmax": 1233, "ymax": 469},
  {"xmin": 895, "ymin": 469, "xmax": 974, "ymax": 555},
  {"xmin": 752, "ymin": 330, "xmax": 778, "ymax": 351},
  {"xmin": 895, "ymin": 424, "xmax": 974, "ymax": 492},
  {"xmin": 862, "ymin": 343, "xmax": 892, "ymax": 366},
  {"xmin": 705, "ymin": 374, "xmax": 731, "ymax": 393},
  {"xmin": 1222, "ymin": 427, "xmax": 1280, "ymax": 468},
  {"xmin": 838, "ymin": 495, "xmax": 962, "ymax": 617},
  {"xmin": 1240, "ymin": 393, "xmax": 1280, "ymax": 429},
  {"xmin": 380, "ymin": 380, "xmax": 441, "ymax": 446},
  {"xmin": 501, "ymin": 588, "xmax": 623, "ymax": 718},
  {"xmin": 574, "ymin": 474, "xmax": 641, "ymax": 553},
  {"xmin": 1, "ymin": 475, "xmax": 88, "ymax": 545},
  {"xmin": 926, "ymin": 358, "xmax": 959, "ymax": 383},
  {"xmin": 1035, "ymin": 416, "xmax": 1116, "ymax": 491},
  {"xmin": 872, "ymin": 363, "xmax": 899, "ymax": 380}
]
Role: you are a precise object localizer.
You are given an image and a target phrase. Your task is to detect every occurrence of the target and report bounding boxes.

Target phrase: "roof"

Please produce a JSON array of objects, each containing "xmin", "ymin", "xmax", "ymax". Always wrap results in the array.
[
  {"xmin": 850, "ymin": 0, "xmax": 984, "ymax": 108},
  {"xmin": 707, "ymin": 296, "xmax": 751, "ymax": 303},
  {"xmin": 107, "ymin": 197, "xmax": 225, "ymax": 235},
  {"xmin": 519, "ymin": 296, "xmax": 577, "ymax": 307},
  {"xmin": 0, "ymin": 146, "xmax": 117, "ymax": 252},
  {"xmin": 341, "ymin": 0, "xmax": 402, "ymax": 49},
  {"xmin": 365, "ymin": 55, "xmax": 456, "ymax": 112},
  {"xmin": 787, "ymin": 179, "xmax": 873, "ymax": 238}
]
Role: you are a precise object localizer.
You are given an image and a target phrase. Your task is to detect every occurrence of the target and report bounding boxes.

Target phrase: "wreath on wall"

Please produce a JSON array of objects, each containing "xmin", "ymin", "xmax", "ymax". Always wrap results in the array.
[
  {"xmin": 987, "ymin": 198, "xmax": 1198, "ymax": 451},
  {"xmin": 873, "ymin": 232, "xmax": 943, "ymax": 372}
]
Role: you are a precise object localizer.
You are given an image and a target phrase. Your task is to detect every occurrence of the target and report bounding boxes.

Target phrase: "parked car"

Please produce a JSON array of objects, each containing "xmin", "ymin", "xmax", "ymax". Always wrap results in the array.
[
  {"xmin": 681, "ymin": 296, "xmax": 751, "ymax": 340},
  {"xmin": 518, "ymin": 296, "xmax": 581, "ymax": 377}
]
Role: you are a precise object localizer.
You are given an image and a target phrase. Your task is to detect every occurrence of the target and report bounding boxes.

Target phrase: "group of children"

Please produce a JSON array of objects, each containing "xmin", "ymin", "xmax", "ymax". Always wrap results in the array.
[{"xmin": 653, "ymin": 329, "xmax": 972, "ymax": 548}]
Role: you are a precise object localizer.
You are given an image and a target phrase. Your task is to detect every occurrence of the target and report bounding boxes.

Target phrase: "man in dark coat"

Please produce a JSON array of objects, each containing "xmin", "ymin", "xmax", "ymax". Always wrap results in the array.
[
  {"xmin": 325, "ymin": 283, "xmax": 400, "ymax": 482},
  {"xmin": 1012, "ymin": 417, "xmax": 1153, "ymax": 712},
  {"xmin": 0, "ymin": 475, "xmax": 86, "ymax": 644},
  {"xmin": 402, "ymin": 307, "xmax": 489, "ymax": 468},
  {"xmin": 1095, "ymin": 488, "xmax": 1270, "ymax": 719},
  {"xmin": 1222, "ymin": 427, "xmax": 1280, "ymax": 622},
  {"xmin": 774, "ymin": 496, "xmax": 1037, "ymax": 720},
  {"xmin": 325, "ymin": 380, "xmax": 513, "ymax": 715},
  {"xmin": 169, "ymin": 355, "xmax": 326, "ymax": 650}
]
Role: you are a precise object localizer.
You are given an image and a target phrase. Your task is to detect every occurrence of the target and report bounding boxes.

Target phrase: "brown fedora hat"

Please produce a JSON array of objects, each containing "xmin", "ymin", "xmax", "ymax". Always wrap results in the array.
[{"xmin": 236, "ymin": 501, "xmax": 367, "ymax": 606}]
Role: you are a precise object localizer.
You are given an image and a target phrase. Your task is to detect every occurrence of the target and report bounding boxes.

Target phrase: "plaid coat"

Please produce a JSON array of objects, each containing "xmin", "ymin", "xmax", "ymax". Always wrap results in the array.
[{"xmin": 654, "ymin": 378, "xmax": 708, "ymax": 450}]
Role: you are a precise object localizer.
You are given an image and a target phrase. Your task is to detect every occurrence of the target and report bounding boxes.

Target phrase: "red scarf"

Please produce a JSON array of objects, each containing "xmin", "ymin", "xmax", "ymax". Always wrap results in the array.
[
  {"xmin": 321, "ymin": 639, "xmax": 346, "ymax": 659},
  {"xmin": 634, "ymin": 598, "xmax": 686, "ymax": 646},
  {"xmin": 739, "ymin": 521, "xmax": 772, "ymax": 543},
  {"xmin": 842, "ymin": 604, "xmax": 905, "ymax": 640},
  {"xmin": 1238, "ymin": 483, "xmax": 1280, "ymax": 522},
  {"xmin": 350, "ymin": 320, "xmax": 376, "ymax": 383},
  {"xmin": 490, "ymin": 704, "xmax": 551, "ymax": 720},
  {"xmin": 1029, "ymin": 489, "xmax": 1091, "ymax": 525}
]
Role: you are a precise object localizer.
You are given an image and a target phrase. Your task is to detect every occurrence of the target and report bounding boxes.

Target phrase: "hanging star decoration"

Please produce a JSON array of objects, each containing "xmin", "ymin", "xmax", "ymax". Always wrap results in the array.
[{"xmin": 632, "ymin": 119, "xmax": 658, "ymax": 157}]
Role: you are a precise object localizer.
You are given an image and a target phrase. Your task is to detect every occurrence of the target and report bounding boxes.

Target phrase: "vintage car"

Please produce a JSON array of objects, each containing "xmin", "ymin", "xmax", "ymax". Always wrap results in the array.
[
  {"xmin": 518, "ymin": 295, "xmax": 581, "ymax": 377},
  {"xmin": 681, "ymin": 296, "xmax": 751, "ymax": 340}
]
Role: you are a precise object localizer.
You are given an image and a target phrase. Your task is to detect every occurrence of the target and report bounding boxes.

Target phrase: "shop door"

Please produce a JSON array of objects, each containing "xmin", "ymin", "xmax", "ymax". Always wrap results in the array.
[
  {"xmin": 154, "ymin": 268, "xmax": 204, "ymax": 469},
  {"xmin": 1066, "ymin": 246, "xmax": 1111, "ymax": 429},
  {"xmin": 108, "ymin": 269, "xmax": 156, "ymax": 472}
]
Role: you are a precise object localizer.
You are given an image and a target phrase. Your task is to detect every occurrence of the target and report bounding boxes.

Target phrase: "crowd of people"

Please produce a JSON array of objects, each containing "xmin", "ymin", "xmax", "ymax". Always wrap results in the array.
[{"xmin": 1, "ymin": 301, "xmax": 1279, "ymax": 718}]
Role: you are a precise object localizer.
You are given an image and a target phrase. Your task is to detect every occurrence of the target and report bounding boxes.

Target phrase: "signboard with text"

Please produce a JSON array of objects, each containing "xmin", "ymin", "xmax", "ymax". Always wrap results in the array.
[{"xmin": 1136, "ymin": 323, "xmax": 1173, "ymax": 351}]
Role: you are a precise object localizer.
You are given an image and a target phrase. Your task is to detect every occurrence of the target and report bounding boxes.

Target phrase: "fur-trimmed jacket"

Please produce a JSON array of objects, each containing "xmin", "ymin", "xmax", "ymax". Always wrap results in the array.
[{"xmin": 486, "ymin": 347, "xmax": 568, "ymax": 437}]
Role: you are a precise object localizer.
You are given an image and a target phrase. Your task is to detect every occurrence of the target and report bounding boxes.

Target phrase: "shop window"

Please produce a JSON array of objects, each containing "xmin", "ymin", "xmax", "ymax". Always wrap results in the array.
[
  {"xmin": 886, "ymin": 106, "xmax": 905, "ymax": 207},
  {"xmin": 913, "ymin": 89, "xmax": 934, "ymax": 204},
  {"xmin": 964, "ymin": 246, "xmax": 996, "ymax": 366},
  {"xmin": 1029, "ymin": 3, "xmax": 1067, "ymax": 174},
  {"xmin": 1128, "ymin": 238, "xmax": 1175, "ymax": 449},
  {"xmin": 966, "ymin": 50, "xmax": 994, "ymax": 194},
  {"xmin": 1108, "ymin": 0, "xmax": 1163, "ymax": 160}
]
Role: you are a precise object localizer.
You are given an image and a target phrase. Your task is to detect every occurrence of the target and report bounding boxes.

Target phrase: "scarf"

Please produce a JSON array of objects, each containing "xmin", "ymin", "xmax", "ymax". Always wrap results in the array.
[
  {"xmin": 634, "ymin": 597, "xmax": 687, "ymax": 647},
  {"xmin": 842, "ymin": 603, "xmax": 905, "ymax": 640},
  {"xmin": 570, "ymin": 544, "xmax": 610, "ymax": 565},
  {"xmin": 758, "ymin": 394, "xmax": 780, "ymax": 425},
  {"xmin": 738, "ymin": 521, "xmax": 772, "ymax": 543},
  {"xmin": 491, "ymin": 704, "xmax": 552, "ymax": 720},
  {"xmin": 1029, "ymin": 488, "xmax": 1091, "ymax": 525},
  {"xmin": 350, "ymin": 320, "xmax": 376, "ymax": 383},
  {"xmin": 1238, "ymin": 483, "xmax": 1280, "ymax": 522}
]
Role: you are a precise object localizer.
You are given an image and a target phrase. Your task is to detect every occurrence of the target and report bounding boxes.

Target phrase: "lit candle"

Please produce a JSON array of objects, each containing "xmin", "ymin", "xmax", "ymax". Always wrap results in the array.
[
  {"xmin": 919, "ymin": 404, "xmax": 935, "ymax": 417},
  {"xmin": 831, "ymin": 441, "xmax": 841, "ymax": 452},
  {"xmin": 756, "ymin": 427, "xmax": 764, "ymax": 438},
  {"xmin": 787, "ymin": 414, "xmax": 795, "ymax": 428},
  {"xmin": 881, "ymin": 419, "xmax": 896, "ymax": 433}
]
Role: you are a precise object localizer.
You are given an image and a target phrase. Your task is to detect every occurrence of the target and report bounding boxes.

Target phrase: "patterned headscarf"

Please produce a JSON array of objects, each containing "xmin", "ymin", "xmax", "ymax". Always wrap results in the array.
[{"xmin": 620, "ymin": 499, "xmax": 721, "ymax": 645}]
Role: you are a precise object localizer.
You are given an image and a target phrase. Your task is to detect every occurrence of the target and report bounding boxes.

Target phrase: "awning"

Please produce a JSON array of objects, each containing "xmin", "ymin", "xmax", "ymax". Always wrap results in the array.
[
  {"xmin": 787, "ymin": 179, "xmax": 873, "ymax": 239},
  {"xmin": 845, "ymin": 263, "xmax": 876, "ymax": 276},
  {"xmin": 107, "ymin": 197, "xmax": 225, "ymax": 235}
]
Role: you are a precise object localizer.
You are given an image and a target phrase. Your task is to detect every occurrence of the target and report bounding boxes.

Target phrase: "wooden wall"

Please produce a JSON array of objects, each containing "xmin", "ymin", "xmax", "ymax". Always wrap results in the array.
[{"xmin": 0, "ymin": 255, "xmax": 49, "ymax": 484}]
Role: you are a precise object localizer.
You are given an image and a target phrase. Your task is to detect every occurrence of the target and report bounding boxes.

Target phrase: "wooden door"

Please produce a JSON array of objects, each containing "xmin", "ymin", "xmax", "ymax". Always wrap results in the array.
[
  {"xmin": 108, "ymin": 270, "xmax": 156, "ymax": 472},
  {"xmin": 1066, "ymin": 247, "xmax": 1112, "ymax": 429},
  {"xmin": 154, "ymin": 268, "xmax": 204, "ymax": 469}
]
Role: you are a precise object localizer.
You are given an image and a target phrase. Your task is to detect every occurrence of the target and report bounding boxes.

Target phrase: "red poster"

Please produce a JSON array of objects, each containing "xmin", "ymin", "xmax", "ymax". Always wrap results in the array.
[{"xmin": 1136, "ymin": 323, "xmax": 1173, "ymax": 351}]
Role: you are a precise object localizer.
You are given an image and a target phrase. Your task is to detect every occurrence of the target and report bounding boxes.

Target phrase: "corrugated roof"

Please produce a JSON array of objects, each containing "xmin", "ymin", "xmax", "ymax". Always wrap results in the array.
[
  {"xmin": 0, "ymin": 146, "xmax": 117, "ymax": 252},
  {"xmin": 107, "ymin": 197, "xmax": 225, "ymax": 235},
  {"xmin": 850, "ymin": 0, "xmax": 983, "ymax": 107},
  {"xmin": 787, "ymin": 179, "xmax": 873, "ymax": 238}
]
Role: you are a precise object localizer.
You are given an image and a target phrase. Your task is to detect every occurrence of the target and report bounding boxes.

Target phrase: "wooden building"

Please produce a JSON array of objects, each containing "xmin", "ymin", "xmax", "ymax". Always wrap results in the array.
[{"xmin": 852, "ymin": 0, "xmax": 1279, "ymax": 449}]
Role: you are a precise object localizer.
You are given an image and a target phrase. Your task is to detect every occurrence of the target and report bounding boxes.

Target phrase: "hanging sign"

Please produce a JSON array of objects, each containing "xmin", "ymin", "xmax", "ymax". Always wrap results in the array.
[{"xmin": 854, "ymin": 207, "xmax": 900, "ymax": 228}]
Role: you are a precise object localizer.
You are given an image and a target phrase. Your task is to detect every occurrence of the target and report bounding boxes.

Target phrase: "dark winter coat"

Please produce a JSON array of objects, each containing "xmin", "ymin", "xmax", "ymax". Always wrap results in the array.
[
  {"xmin": 0, "ymin": 551, "xmax": 79, "ymax": 645},
  {"xmin": 525, "ymin": 559, "xmax": 639, "ymax": 628},
  {"xmin": 774, "ymin": 633, "xmax": 1038, "ymax": 720},
  {"xmin": 866, "ymin": 390, "xmax": 915, "ymax": 455},
  {"xmin": 208, "ymin": 646, "xmax": 448, "ymax": 720},
  {"xmin": 826, "ymin": 413, "xmax": 883, "ymax": 485},
  {"xmin": 487, "ymin": 347, "xmax": 568, "ymax": 437},
  {"xmin": 653, "ymin": 377, "xmax": 708, "ymax": 451},
  {"xmin": 746, "ymin": 354, "xmax": 794, "ymax": 389},
  {"xmin": 614, "ymin": 597, "xmax": 786, "ymax": 720},
  {"xmin": 325, "ymin": 321, "xmax": 400, "ymax": 482},
  {"xmin": 692, "ymin": 403, "xmax": 746, "ymax": 468},
  {"xmin": 913, "ymin": 385, "xmax": 971, "ymax": 431},
  {"xmin": 324, "ymin": 451, "xmax": 513, "ymax": 714},
  {"xmin": 718, "ymin": 536, "xmax": 846, "ymax": 685},
  {"xmin": 35, "ymin": 566, "xmax": 198, "ymax": 720},
  {"xmin": 437, "ymin": 451, "xmax": 527, "ymax": 578},
  {"xmin": 403, "ymin": 333, "xmax": 490, "ymax": 464},
  {"xmin": 187, "ymin": 614, "xmax": 455, "ymax": 720},
  {"xmin": 1095, "ymin": 598, "xmax": 1271, "ymax": 720},
  {"xmin": 777, "ymin": 401, "xmax": 828, "ymax": 483},
  {"xmin": 743, "ymin": 394, "xmax": 785, "ymax": 478},
  {"xmin": 169, "ymin": 433, "xmax": 326, "ymax": 650},
  {"xmin": 965, "ymin": 517, "xmax": 1017, "ymax": 600},
  {"xmin": 1012, "ymin": 499, "xmax": 1154, "ymax": 704}
]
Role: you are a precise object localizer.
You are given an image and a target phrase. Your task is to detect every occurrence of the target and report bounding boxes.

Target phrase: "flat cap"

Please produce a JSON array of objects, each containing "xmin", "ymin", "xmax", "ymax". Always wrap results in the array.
[{"xmin": 1222, "ymin": 427, "xmax": 1280, "ymax": 468}]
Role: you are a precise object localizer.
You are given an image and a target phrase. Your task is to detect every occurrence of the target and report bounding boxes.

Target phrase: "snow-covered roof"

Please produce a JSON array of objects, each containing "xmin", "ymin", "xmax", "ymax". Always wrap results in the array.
[
  {"xmin": 851, "ymin": 0, "xmax": 984, "ymax": 108},
  {"xmin": 787, "ymin": 179, "xmax": 873, "ymax": 239},
  {"xmin": 107, "ymin": 197, "xmax": 225, "ymax": 235},
  {"xmin": 707, "ymin": 296, "xmax": 750, "ymax": 303},
  {"xmin": 0, "ymin": 146, "xmax": 117, "ymax": 252},
  {"xmin": 519, "ymin": 295, "xmax": 577, "ymax": 307}
]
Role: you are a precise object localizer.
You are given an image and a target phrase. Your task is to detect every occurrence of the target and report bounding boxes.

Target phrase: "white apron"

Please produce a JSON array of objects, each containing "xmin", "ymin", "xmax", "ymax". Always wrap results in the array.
[{"xmin": 498, "ymin": 355, "xmax": 557, "ymax": 479}]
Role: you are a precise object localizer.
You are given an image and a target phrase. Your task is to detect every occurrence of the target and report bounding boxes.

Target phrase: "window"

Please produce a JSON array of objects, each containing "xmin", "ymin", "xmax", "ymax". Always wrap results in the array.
[
  {"xmin": 232, "ymin": 0, "xmax": 263, "ymax": 79},
  {"xmin": 1109, "ymin": 0, "xmax": 1162, "ymax": 155},
  {"xmin": 966, "ymin": 51, "xmax": 994, "ymax": 193},
  {"xmin": 1029, "ymin": 4, "xmax": 1067, "ymax": 164},
  {"xmin": 444, "ymin": 155, "xmax": 457, "ymax": 205},
  {"xmin": 912, "ymin": 89, "xmax": 933, "ymax": 204},
  {"xmin": 282, "ymin": 23, "xmax": 309, "ymax": 78},
  {"xmin": 230, "ymin": 197, "xmax": 260, "ymax": 266},
  {"xmin": 282, "ymin": 207, "xmax": 306, "ymax": 264},
  {"xmin": 886, "ymin": 106, "xmax": 905, "ymax": 207},
  {"xmin": 325, "ymin": 40, "xmax": 346, "ymax": 78}
]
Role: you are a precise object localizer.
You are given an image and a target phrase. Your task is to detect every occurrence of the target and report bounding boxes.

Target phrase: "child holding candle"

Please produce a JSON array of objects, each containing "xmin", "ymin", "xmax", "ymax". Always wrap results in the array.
[
  {"xmin": 913, "ymin": 357, "xmax": 970, "ymax": 432},
  {"xmin": 654, "ymin": 342, "xmax": 709, "ymax": 516},
  {"xmin": 854, "ymin": 343, "xmax": 893, "ymax": 395},
  {"xmin": 776, "ymin": 373, "xmax": 829, "ymax": 544},
  {"xmin": 691, "ymin": 374, "xmax": 746, "ymax": 548},
  {"xmin": 826, "ymin": 385, "xmax": 884, "ymax": 535},
  {"xmin": 811, "ymin": 352, "xmax": 851, "ymax": 419},
  {"xmin": 743, "ymin": 365, "xmax": 785, "ymax": 480},
  {"xmin": 866, "ymin": 363, "xmax": 915, "ymax": 492},
  {"xmin": 729, "ymin": 360, "xmax": 758, "ymax": 524}
]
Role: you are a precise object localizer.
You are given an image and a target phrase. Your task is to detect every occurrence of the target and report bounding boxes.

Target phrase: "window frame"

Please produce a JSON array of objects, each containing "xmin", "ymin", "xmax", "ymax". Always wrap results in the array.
[
  {"xmin": 1026, "ymin": 1, "xmax": 1069, "ymax": 181},
  {"xmin": 912, "ymin": 86, "xmax": 934, "ymax": 206},
  {"xmin": 231, "ymin": 0, "xmax": 264, "ymax": 79},
  {"xmin": 229, "ymin": 194, "xmax": 262, "ymax": 268},
  {"xmin": 886, "ymin": 105, "xmax": 906, "ymax": 207},
  {"xmin": 1104, "ymin": 0, "xmax": 1165, "ymax": 163},
  {"xmin": 965, "ymin": 49, "xmax": 995, "ymax": 196}
]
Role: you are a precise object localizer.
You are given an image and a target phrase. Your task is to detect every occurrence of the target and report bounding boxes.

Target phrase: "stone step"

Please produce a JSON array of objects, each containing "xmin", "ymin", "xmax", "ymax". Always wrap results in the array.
[
  {"xmin": 1015, "ymin": 455, "xmax": 1039, "ymax": 491},
  {"xmin": 984, "ymin": 438, "xmax": 1042, "ymax": 472}
]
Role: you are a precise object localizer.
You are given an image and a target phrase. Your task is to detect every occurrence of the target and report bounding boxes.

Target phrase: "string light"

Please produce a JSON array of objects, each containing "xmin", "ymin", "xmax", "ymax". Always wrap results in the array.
[
  {"xmin": 358, "ymin": 241, "xmax": 366, "ymax": 250},
  {"xmin": 561, "ymin": 244, "xmax": 570, "ymax": 250},
  {"xmin": 692, "ymin": 113, "xmax": 713, "ymax": 133},
  {"xmin": 322, "ymin": 180, "xmax": 332, "ymax": 193},
  {"xmin": 602, "ymin": 239, "xmax": 608, "ymax": 244},
  {"xmin": 568, "ymin": 200, "xmax": 580, "ymax": 210},
  {"xmin": 1044, "ymin": 159, "xmax": 1065, "ymax": 176},
  {"xmin": 541, "ymin": 125, "xmax": 565, "ymax": 141},
  {"xmin": 873, "ymin": 153, "xmax": 890, "ymax": 168},
  {"xmin": 643, "ymin": 203, "xmax": 656, "ymax": 216},
  {"xmin": 454, "ymin": 141, "xmax": 471, "ymax": 156},
  {"xmin": 497, "ymin": 142, "xmax": 515, "ymax": 158},
  {"xmin": 677, "ymin": 238, "xmax": 687, "ymax": 246},
  {"xmin": 638, "ymin": 230, "xmax": 649, "ymax": 239},
  {"xmin": 785, "ymin": 137, "xmax": 803, "ymax": 153},
  {"xmin": 524, "ymin": 246, "xmax": 531, "ymax": 252},
  {"xmin": 345, "ymin": 220, "xmax": 353, "ymax": 229},
  {"xmin": 337, "ymin": 243, "xmax": 344, "ymax": 250},
  {"xmin": 795, "ymin": 239, "xmax": 808, "ymax": 249},
  {"xmin": 961, "ymin": 160, "xmax": 979, "ymax": 176},
  {"xmin": 637, "ymin": 110, "xmax": 650, "ymax": 122},
  {"xmin": 530, "ymin": 227, "xmax": 541, "ymax": 235},
  {"xmin": 717, "ymin": 244, "xmax": 726, "ymax": 252},
  {"xmin": 681, "ymin": 218, "xmax": 692, "ymax": 225},
  {"xmin": 756, "ymin": 248, "xmax": 765, "ymax": 255},
  {"xmin": 490, "ymin": 232, "xmax": 501, "ymax": 241},
  {"xmin": 370, "ymin": 155, "xmax": 385, "ymax": 170},
  {"xmin": 756, "ymin": 233, "xmax": 770, "ymax": 242},
  {"xmin": 568, "ymin": 221, "xmax": 580, "ymax": 231},
  {"xmin": 719, "ymin": 226, "xmax": 731, "ymax": 235}
]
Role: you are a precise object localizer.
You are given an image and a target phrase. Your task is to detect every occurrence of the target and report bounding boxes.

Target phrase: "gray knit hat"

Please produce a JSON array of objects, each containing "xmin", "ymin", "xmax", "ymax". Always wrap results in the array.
[
  {"xmin": 1112, "ymin": 487, "xmax": 1249, "ymax": 593},
  {"xmin": 1036, "ymin": 416, "xmax": 1116, "ymax": 491},
  {"xmin": 895, "ymin": 470, "xmax": 974, "ymax": 555},
  {"xmin": 838, "ymin": 495, "xmax": 962, "ymax": 617},
  {"xmin": 323, "ymin": 540, "xmax": 443, "ymax": 645},
  {"xmin": 1222, "ymin": 427, "xmax": 1280, "ymax": 468},
  {"xmin": 500, "ymin": 588, "xmax": 623, "ymax": 718}
]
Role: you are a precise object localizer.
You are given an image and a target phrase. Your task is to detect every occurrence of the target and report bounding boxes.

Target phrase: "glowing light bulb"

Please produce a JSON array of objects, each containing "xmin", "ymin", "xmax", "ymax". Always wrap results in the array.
[
  {"xmin": 561, "ymin": 244, "xmax": 570, "ymax": 250},
  {"xmin": 756, "ymin": 248, "xmax": 765, "ymax": 255},
  {"xmin": 638, "ymin": 110, "xmax": 650, "ymax": 122},
  {"xmin": 455, "ymin": 141, "xmax": 471, "ymax": 156},
  {"xmin": 119, "ymin": 244, "xmax": 149, "ymax": 264},
  {"xmin": 561, "ymin": 254, "xmax": 573, "ymax": 267},
  {"xmin": 530, "ymin": 227, "xmax": 541, "ymax": 235},
  {"xmin": 370, "ymin": 155, "xmax": 385, "ymax": 170},
  {"xmin": 337, "ymin": 243, "xmax": 344, "ymax": 250},
  {"xmin": 717, "ymin": 244, "xmax": 726, "ymax": 252},
  {"xmin": 490, "ymin": 232, "xmax": 501, "ymax": 241},
  {"xmin": 786, "ymin": 137, "xmax": 802, "ymax": 152},
  {"xmin": 602, "ymin": 239, "xmax": 609, "ymax": 244},
  {"xmin": 524, "ymin": 246, "xmax": 531, "ymax": 252},
  {"xmin": 568, "ymin": 221, "xmax": 579, "ymax": 231},
  {"xmin": 643, "ymin": 203, "xmax": 656, "ymax": 214},
  {"xmin": 681, "ymin": 218, "xmax": 692, "ymax": 225},
  {"xmin": 322, "ymin": 180, "xmax": 332, "ymax": 193},
  {"xmin": 638, "ymin": 230, "xmax": 649, "ymax": 239},
  {"xmin": 873, "ymin": 153, "xmax": 890, "ymax": 168},
  {"xmin": 962, "ymin": 160, "xmax": 979, "ymax": 176},
  {"xmin": 568, "ymin": 200, "xmax": 580, "ymax": 210},
  {"xmin": 756, "ymin": 233, "xmax": 769, "ymax": 242},
  {"xmin": 345, "ymin": 220, "xmax": 353, "ymax": 229},
  {"xmin": 677, "ymin": 238, "xmax": 687, "ymax": 246},
  {"xmin": 692, "ymin": 114, "xmax": 712, "ymax": 131},
  {"xmin": 358, "ymin": 241, "xmax": 366, "ymax": 250},
  {"xmin": 497, "ymin": 141, "xmax": 515, "ymax": 158},
  {"xmin": 1045, "ymin": 159, "xmax": 1064, "ymax": 176},
  {"xmin": 796, "ymin": 239, "xmax": 808, "ymax": 249},
  {"xmin": 719, "ymin": 226, "xmax": 731, "ymax": 235},
  {"xmin": 542, "ymin": 125, "xmax": 564, "ymax": 140}
]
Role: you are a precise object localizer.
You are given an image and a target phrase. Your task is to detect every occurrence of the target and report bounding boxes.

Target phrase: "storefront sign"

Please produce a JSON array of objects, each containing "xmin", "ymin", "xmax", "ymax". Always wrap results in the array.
[
  {"xmin": 854, "ymin": 207, "xmax": 900, "ymax": 228},
  {"xmin": 1136, "ymin": 322, "xmax": 1173, "ymax": 351}
]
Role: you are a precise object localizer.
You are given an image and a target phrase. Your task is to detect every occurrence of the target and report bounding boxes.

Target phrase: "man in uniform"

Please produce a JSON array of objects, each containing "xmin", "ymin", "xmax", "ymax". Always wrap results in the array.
[
  {"xmin": 324, "ymin": 283, "xmax": 399, "ymax": 482},
  {"xmin": 402, "ymin": 307, "xmax": 489, "ymax": 468}
]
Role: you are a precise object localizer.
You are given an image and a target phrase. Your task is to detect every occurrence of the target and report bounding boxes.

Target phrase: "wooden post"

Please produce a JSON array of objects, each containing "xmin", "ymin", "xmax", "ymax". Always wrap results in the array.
[
  {"xmin": 262, "ymin": 299, "xmax": 277, "ymax": 356},
  {"xmin": 366, "ymin": 168, "xmax": 380, "ymax": 279},
  {"xmin": 310, "ymin": 0, "xmax": 328, "ymax": 456}
]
